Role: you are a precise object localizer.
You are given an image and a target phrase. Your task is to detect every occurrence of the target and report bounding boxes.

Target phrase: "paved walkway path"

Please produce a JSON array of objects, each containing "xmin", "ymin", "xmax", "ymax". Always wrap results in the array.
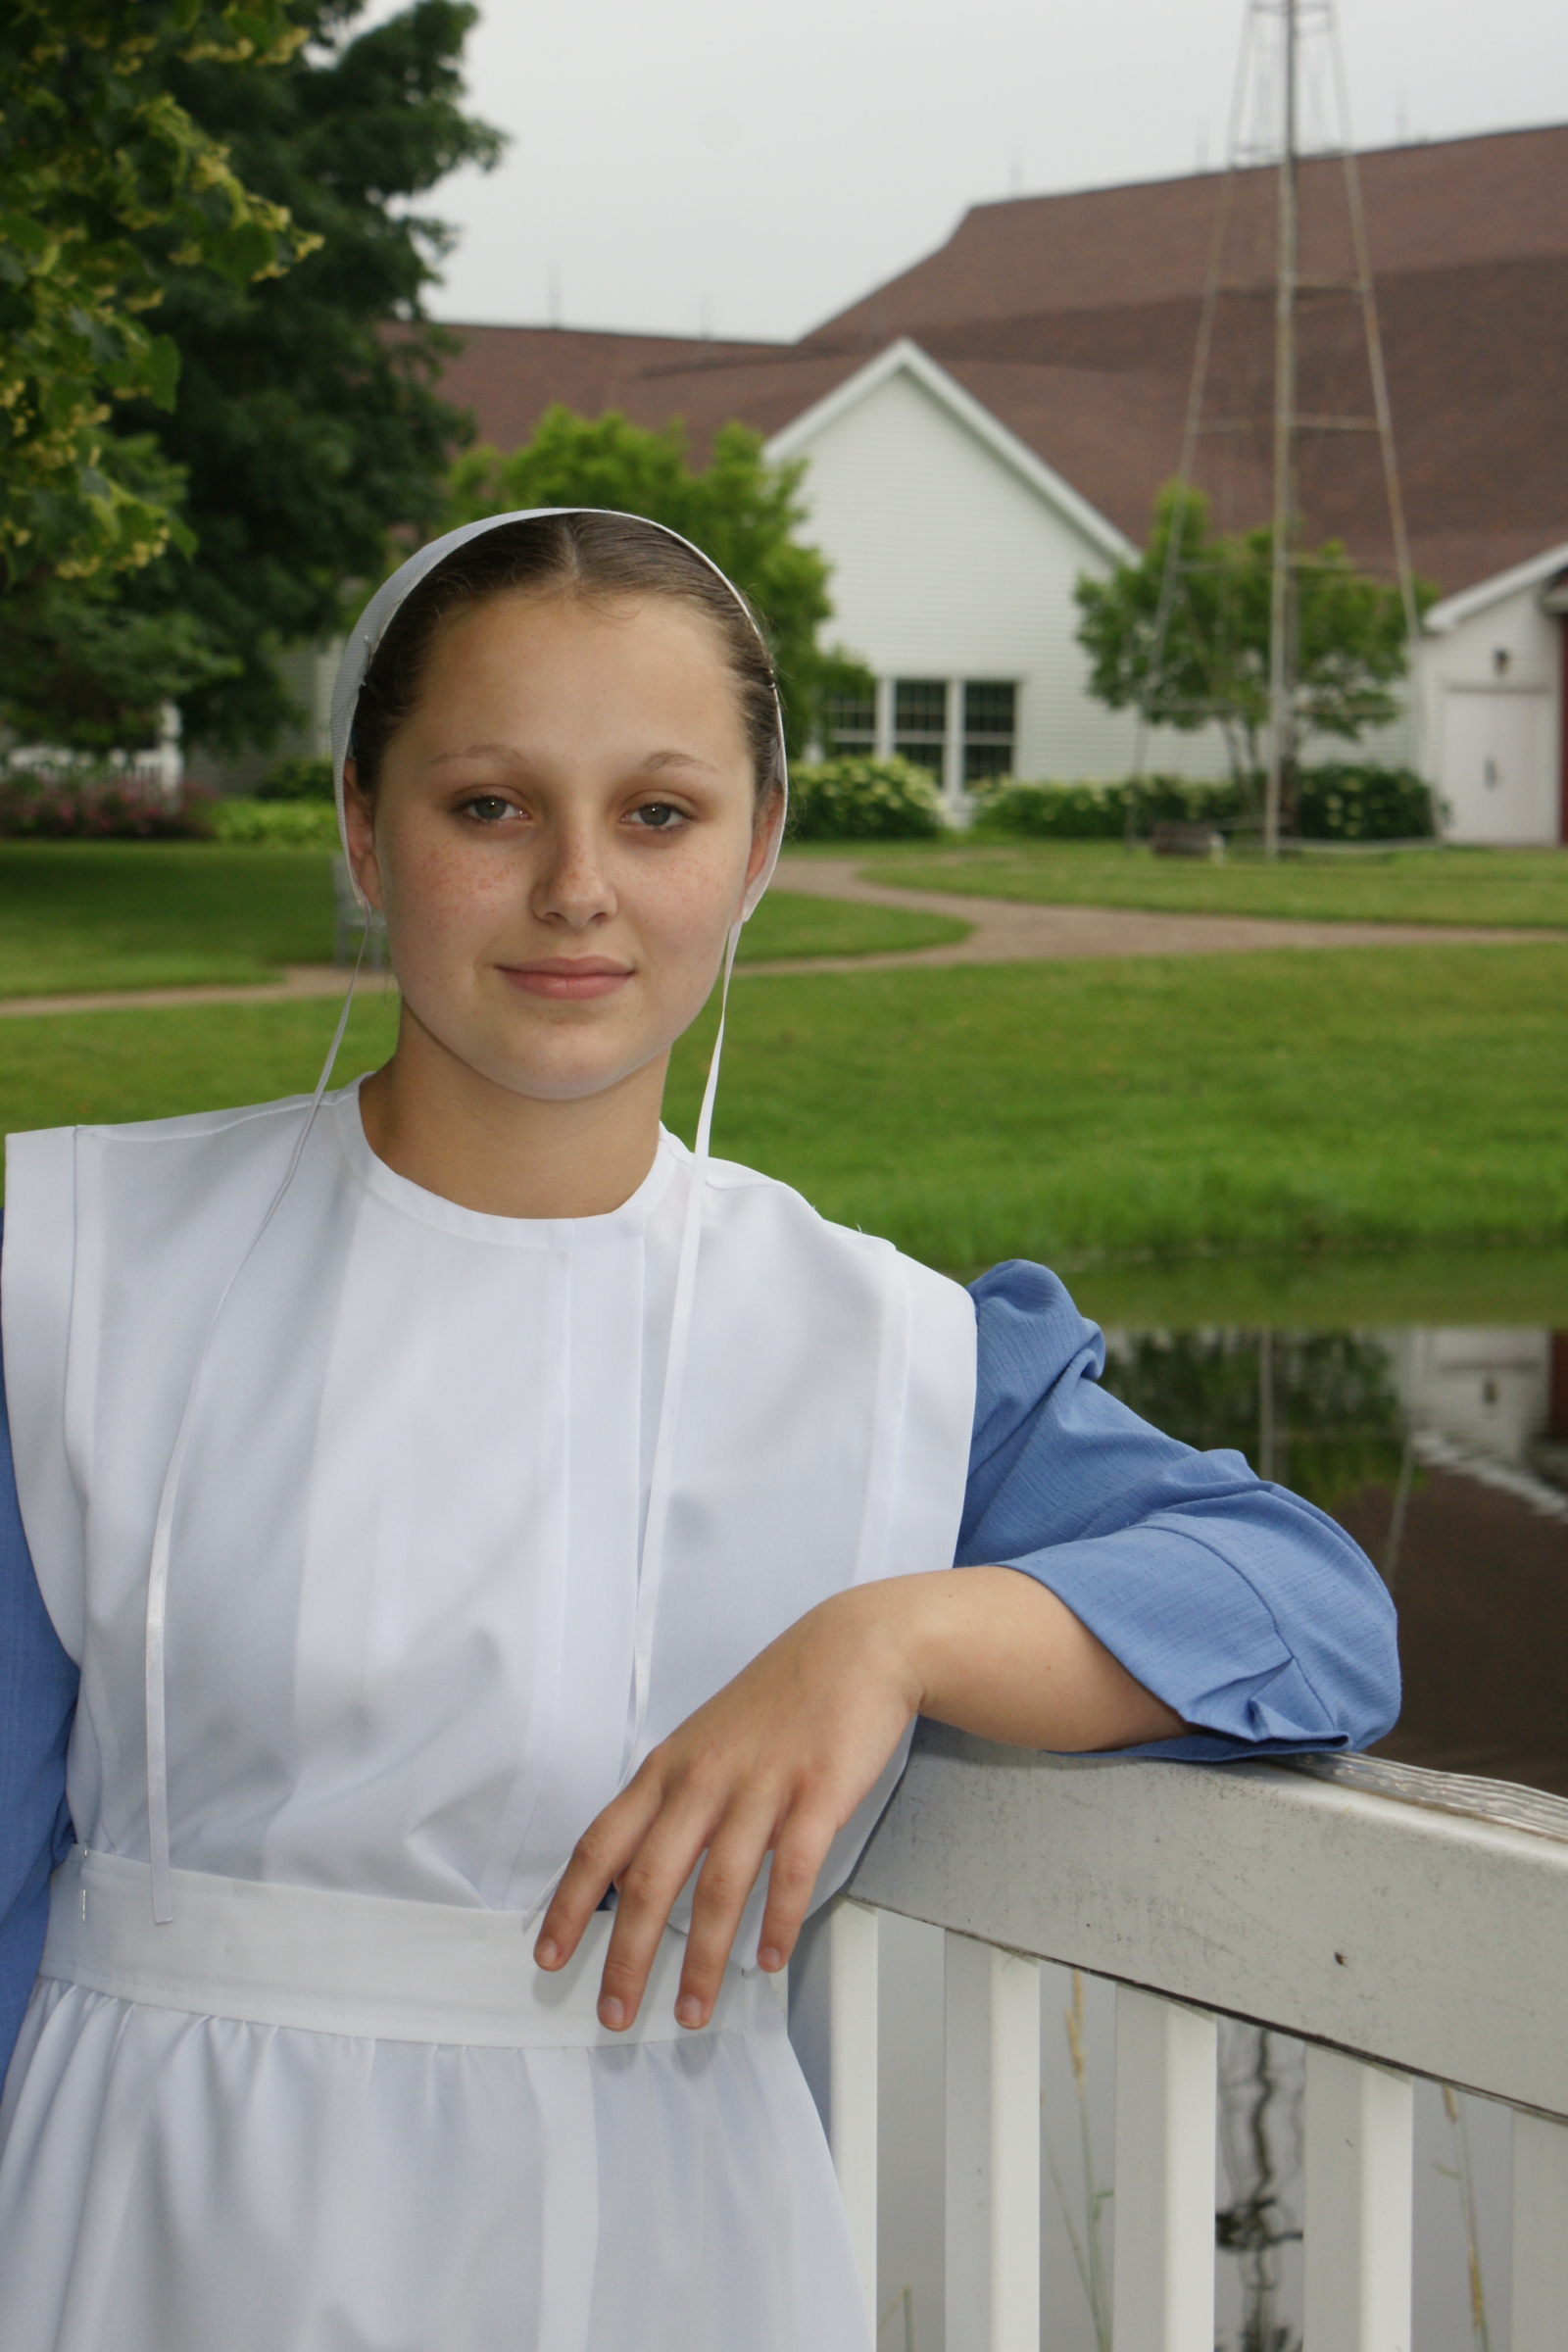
[
  {"xmin": 736, "ymin": 855, "xmax": 1558, "ymax": 975},
  {"xmin": 0, "ymin": 965, "xmax": 367, "ymax": 1019},
  {"xmin": 0, "ymin": 861, "xmax": 1555, "ymax": 1014}
]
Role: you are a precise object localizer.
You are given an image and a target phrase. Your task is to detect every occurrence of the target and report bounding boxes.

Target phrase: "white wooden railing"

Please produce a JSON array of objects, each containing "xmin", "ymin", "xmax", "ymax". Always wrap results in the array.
[{"xmin": 789, "ymin": 1724, "xmax": 1568, "ymax": 2352}]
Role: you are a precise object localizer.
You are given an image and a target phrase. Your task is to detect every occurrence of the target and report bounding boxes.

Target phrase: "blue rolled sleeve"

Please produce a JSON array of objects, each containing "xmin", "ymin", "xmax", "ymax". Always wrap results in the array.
[
  {"xmin": 0, "ymin": 1231, "xmax": 78, "ymax": 2086},
  {"xmin": 961, "ymin": 1261, "xmax": 1400, "ymax": 1760}
]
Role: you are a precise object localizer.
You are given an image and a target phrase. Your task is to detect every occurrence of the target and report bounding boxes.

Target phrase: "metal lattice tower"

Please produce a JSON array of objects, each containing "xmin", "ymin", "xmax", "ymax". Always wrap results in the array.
[{"xmin": 1139, "ymin": 0, "xmax": 1422, "ymax": 857}]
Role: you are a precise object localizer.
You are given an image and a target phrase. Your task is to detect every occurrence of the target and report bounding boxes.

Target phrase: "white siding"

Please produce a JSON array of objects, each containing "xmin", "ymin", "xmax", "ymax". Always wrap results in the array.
[
  {"xmin": 1418, "ymin": 583, "xmax": 1562, "ymax": 844},
  {"xmin": 784, "ymin": 366, "xmax": 1230, "ymax": 786}
]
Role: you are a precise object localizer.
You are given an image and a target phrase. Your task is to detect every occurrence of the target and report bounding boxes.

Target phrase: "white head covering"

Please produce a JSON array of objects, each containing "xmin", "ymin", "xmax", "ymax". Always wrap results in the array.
[{"xmin": 327, "ymin": 507, "xmax": 789, "ymax": 916}]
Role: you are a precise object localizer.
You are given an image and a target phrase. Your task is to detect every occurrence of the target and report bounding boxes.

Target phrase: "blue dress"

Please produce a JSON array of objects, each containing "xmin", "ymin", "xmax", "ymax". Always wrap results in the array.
[{"xmin": 0, "ymin": 1251, "xmax": 1398, "ymax": 2083}]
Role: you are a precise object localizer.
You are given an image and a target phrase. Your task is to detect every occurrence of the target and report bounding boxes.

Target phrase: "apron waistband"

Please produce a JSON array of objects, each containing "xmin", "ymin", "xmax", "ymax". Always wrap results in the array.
[{"xmin": 42, "ymin": 1846, "xmax": 774, "ymax": 2049}]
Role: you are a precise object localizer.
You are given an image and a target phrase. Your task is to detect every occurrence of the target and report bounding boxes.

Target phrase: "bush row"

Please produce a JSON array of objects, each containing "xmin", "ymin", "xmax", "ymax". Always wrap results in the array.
[{"xmin": 969, "ymin": 765, "xmax": 1438, "ymax": 844}]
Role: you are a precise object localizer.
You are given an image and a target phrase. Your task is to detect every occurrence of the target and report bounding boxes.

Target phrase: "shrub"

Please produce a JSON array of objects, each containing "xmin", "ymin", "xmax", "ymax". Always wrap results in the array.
[
  {"xmin": 971, "ymin": 776, "xmax": 1244, "ymax": 840},
  {"xmin": 0, "ymin": 772, "xmax": 214, "ymax": 840},
  {"xmin": 1295, "ymin": 763, "xmax": 1437, "ymax": 841},
  {"xmin": 210, "ymin": 798, "xmax": 341, "ymax": 849},
  {"xmin": 256, "ymin": 756, "xmax": 336, "ymax": 803},
  {"xmin": 968, "ymin": 766, "xmax": 1437, "ymax": 843},
  {"xmin": 788, "ymin": 757, "xmax": 947, "ymax": 841}
]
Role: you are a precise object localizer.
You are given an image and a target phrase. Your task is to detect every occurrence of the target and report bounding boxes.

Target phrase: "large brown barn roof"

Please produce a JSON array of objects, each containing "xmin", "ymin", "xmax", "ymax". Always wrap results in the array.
[
  {"xmin": 805, "ymin": 122, "xmax": 1568, "ymax": 340},
  {"xmin": 425, "ymin": 124, "xmax": 1568, "ymax": 599}
]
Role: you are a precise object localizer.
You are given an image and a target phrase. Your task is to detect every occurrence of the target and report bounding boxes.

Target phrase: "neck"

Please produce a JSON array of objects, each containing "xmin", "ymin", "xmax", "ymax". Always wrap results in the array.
[{"xmin": 359, "ymin": 1008, "xmax": 669, "ymax": 1219}]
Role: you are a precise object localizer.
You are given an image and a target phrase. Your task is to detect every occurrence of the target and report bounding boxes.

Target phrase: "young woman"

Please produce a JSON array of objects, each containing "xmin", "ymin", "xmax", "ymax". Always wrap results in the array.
[{"xmin": 0, "ymin": 510, "xmax": 1397, "ymax": 2352}]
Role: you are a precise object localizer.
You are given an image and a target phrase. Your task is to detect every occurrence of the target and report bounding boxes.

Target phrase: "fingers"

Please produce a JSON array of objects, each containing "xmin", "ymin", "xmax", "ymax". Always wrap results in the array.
[
  {"xmin": 669, "ymin": 1796, "xmax": 781, "ymax": 2028},
  {"xmin": 754, "ymin": 1803, "xmax": 839, "ymax": 1979},
  {"xmin": 533, "ymin": 1778, "xmax": 662, "ymax": 1971},
  {"xmin": 594, "ymin": 1788, "xmax": 723, "ymax": 2031}
]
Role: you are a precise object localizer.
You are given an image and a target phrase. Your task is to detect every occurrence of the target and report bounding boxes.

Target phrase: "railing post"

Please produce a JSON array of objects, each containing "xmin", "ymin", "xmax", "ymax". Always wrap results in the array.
[
  {"xmin": 1511, "ymin": 2110, "xmax": 1568, "ymax": 2352},
  {"xmin": 828, "ymin": 1896, "xmax": 880, "ymax": 2331},
  {"xmin": 1111, "ymin": 1986, "xmax": 1218, "ymax": 2352},
  {"xmin": 944, "ymin": 1932, "xmax": 1042, "ymax": 2352},
  {"xmin": 1303, "ymin": 2046, "xmax": 1413, "ymax": 2352}
]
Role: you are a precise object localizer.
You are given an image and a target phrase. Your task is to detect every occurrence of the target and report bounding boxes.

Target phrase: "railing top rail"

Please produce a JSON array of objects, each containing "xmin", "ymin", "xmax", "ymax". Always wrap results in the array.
[
  {"xmin": 848, "ymin": 1724, "xmax": 1568, "ymax": 2120},
  {"xmin": 1285, "ymin": 1749, "xmax": 1568, "ymax": 1847}
]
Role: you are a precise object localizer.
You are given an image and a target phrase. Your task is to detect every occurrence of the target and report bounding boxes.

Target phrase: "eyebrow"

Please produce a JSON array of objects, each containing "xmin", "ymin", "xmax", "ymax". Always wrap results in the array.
[{"xmin": 424, "ymin": 745, "xmax": 723, "ymax": 778}]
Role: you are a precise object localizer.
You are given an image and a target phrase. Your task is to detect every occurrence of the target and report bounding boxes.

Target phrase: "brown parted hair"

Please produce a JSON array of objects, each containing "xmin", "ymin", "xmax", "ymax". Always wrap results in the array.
[{"xmin": 347, "ymin": 512, "xmax": 785, "ymax": 808}]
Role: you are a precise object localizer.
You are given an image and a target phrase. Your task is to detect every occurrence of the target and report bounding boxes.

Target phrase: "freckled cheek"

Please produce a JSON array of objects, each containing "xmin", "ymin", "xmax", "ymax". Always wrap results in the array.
[
  {"xmin": 380, "ymin": 831, "xmax": 516, "ymax": 943},
  {"xmin": 633, "ymin": 841, "xmax": 750, "ymax": 957}
]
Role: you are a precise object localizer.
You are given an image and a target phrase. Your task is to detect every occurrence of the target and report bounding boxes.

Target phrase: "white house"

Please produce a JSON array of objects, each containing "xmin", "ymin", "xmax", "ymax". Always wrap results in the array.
[
  {"xmin": 1418, "ymin": 544, "xmax": 1568, "ymax": 845},
  {"xmin": 763, "ymin": 341, "xmax": 1230, "ymax": 802}
]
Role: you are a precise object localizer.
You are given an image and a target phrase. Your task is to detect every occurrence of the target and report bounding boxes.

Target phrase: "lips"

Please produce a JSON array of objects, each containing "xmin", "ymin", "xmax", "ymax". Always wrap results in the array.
[{"xmin": 498, "ymin": 957, "xmax": 633, "ymax": 1003}]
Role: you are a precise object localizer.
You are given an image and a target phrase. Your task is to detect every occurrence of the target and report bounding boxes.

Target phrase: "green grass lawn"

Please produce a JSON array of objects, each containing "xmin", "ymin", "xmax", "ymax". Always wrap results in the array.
[
  {"xmin": 4, "ymin": 945, "xmax": 1564, "ymax": 1279},
  {"xmin": 0, "ymin": 844, "xmax": 337, "ymax": 994},
  {"xmin": 851, "ymin": 839, "xmax": 1568, "ymax": 930},
  {"xmin": 0, "ymin": 844, "xmax": 965, "ymax": 997},
  {"xmin": 736, "ymin": 892, "xmax": 966, "ymax": 959}
]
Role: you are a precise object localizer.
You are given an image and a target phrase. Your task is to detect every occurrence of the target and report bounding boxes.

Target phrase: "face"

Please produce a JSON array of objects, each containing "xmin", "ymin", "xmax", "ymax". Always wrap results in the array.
[{"xmin": 344, "ymin": 590, "xmax": 779, "ymax": 1107}]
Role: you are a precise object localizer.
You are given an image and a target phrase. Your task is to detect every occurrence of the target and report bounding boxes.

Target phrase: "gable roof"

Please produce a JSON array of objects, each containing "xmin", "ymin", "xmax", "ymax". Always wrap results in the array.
[
  {"xmin": 764, "ymin": 340, "xmax": 1133, "ymax": 562},
  {"xmin": 1425, "ymin": 539, "xmax": 1568, "ymax": 632}
]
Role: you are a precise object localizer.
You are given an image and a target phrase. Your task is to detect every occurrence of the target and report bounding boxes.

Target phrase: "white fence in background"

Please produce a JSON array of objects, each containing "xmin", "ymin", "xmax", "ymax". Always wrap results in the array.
[{"xmin": 791, "ymin": 1727, "xmax": 1568, "ymax": 2352}]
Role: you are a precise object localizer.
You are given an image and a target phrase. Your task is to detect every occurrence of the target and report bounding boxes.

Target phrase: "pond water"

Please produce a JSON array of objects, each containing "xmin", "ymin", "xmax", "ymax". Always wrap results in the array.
[
  {"xmin": 1089, "ymin": 1316, "xmax": 1568, "ymax": 1797},
  {"xmin": 870, "ymin": 1249, "xmax": 1568, "ymax": 2352}
]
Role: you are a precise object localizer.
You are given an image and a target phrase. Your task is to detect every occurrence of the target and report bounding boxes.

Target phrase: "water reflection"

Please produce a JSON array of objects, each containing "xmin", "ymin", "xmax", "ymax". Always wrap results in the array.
[{"xmin": 1097, "ymin": 1323, "xmax": 1568, "ymax": 1797}]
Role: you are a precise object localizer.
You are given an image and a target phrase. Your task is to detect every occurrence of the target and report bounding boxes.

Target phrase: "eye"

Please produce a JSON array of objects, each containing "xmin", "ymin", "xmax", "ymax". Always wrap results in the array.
[
  {"xmin": 462, "ymin": 795, "xmax": 516, "ymax": 824},
  {"xmin": 630, "ymin": 802, "xmax": 686, "ymax": 831}
]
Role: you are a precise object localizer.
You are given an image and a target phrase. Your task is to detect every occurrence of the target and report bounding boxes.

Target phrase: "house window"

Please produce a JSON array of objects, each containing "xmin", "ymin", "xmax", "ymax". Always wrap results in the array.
[
  {"xmin": 894, "ymin": 679, "xmax": 947, "ymax": 781},
  {"xmin": 963, "ymin": 682, "xmax": 1016, "ymax": 783},
  {"xmin": 821, "ymin": 691, "xmax": 876, "ymax": 758}
]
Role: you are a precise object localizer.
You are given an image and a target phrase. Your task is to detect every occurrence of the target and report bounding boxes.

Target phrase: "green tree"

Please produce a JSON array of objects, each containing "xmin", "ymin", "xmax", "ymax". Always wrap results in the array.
[
  {"xmin": 1074, "ymin": 484, "xmax": 1425, "ymax": 804},
  {"xmin": 445, "ymin": 406, "xmax": 867, "ymax": 757},
  {"xmin": 112, "ymin": 0, "xmax": 503, "ymax": 751},
  {"xmin": 0, "ymin": 0, "xmax": 318, "ymax": 584}
]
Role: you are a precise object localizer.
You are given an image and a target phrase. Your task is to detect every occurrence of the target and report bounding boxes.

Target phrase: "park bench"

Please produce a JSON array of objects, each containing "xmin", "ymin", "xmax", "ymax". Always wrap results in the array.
[{"xmin": 1150, "ymin": 820, "xmax": 1225, "ymax": 860}]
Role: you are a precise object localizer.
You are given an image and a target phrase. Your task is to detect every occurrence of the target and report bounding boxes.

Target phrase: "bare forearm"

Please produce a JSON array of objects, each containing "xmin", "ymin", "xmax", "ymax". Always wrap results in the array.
[
  {"xmin": 538, "ymin": 1561, "xmax": 1185, "ymax": 2031},
  {"xmin": 862, "ymin": 1564, "xmax": 1186, "ymax": 1752}
]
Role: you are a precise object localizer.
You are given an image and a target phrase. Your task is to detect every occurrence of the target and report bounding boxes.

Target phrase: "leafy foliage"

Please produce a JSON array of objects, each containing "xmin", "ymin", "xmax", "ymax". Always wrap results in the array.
[
  {"xmin": 1074, "ymin": 485, "xmax": 1429, "ymax": 802},
  {"xmin": 211, "ymin": 796, "xmax": 339, "ymax": 844},
  {"xmin": 970, "ymin": 766, "xmax": 1437, "ymax": 843},
  {"xmin": 445, "ymin": 406, "xmax": 863, "ymax": 756},
  {"xmin": 971, "ymin": 776, "xmax": 1242, "ymax": 840},
  {"xmin": 1295, "ymin": 764, "xmax": 1437, "ymax": 842},
  {"xmin": 256, "ymin": 755, "xmax": 335, "ymax": 800},
  {"xmin": 0, "ymin": 0, "xmax": 318, "ymax": 582},
  {"xmin": 0, "ymin": 547, "xmax": 240, "ymax": 751},
  {"xmin": 107, "ymin": 0, "xmax": 503, "ymax": 751},
  {"xmin": 786, "ymin": 757, "xmax": 948, "ymax": 842}
]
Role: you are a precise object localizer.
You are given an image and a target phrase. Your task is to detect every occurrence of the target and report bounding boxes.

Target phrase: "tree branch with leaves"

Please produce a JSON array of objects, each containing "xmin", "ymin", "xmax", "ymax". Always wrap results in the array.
[
  {"xmin": 0, "ymin": 0, "xmax": 320, "ymax": 584},
  {"xmin": 1074, "ymin": 484, "xmax": 1429, "ymax": 813}
]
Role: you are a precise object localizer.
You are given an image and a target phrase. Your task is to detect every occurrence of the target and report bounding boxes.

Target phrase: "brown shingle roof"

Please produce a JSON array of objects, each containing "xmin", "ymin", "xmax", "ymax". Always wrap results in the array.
[
  {"xmin": 804, "ymin": 122, "xmax": 1568, "ymax": 341},
  {"xmin": 423, "ymin": 124, "xmax": 1568, "ymax": 601}
]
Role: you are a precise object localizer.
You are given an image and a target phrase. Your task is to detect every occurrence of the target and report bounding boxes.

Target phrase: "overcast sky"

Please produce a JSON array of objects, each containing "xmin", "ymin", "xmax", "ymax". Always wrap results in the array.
[{"xmin": 386, "ymin": 0, "xmax": 1567, "ymax": 343}]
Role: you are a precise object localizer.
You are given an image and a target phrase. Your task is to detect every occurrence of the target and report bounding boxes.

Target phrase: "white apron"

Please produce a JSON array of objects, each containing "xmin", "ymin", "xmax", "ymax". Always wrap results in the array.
[{"xmin": 0, "ymin": 1085, "xmax": 976, "ymax": 2352}]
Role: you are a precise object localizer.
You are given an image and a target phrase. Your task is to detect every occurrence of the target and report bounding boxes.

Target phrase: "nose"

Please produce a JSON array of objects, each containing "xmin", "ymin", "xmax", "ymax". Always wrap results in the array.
[{"xmin": 530, "ymin": 816, "xmax": 616, "ymax": 931}]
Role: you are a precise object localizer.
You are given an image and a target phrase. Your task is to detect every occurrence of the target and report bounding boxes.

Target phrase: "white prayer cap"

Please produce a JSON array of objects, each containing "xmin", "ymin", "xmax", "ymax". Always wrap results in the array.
[{"xmin": 328, "ymin": 509, "xmax": 789, "ymax": 916}]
